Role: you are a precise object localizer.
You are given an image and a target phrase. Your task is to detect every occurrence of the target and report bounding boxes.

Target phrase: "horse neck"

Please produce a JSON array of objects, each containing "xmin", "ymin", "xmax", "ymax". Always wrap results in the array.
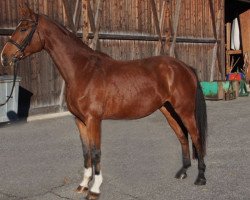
[{"xmin": 38, "ymin": 15, "xmax": 93, "ymax": 84}]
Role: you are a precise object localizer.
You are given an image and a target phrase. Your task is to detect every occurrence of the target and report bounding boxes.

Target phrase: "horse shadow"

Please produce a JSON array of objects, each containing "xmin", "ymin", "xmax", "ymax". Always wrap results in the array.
[
  {"xmin": 3, "ymin": 86, "xmax": 33, "ymax": 125},
  {"xmin": 17, "ymin": 86, "xmax": 33, "ymax": 121}
]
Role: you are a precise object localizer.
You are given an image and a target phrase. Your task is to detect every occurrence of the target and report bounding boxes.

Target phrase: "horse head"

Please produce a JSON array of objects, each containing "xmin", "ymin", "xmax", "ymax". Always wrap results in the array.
[{"xmin": 1, "ymin": 5, "xmax": 43, "ymax": 66}]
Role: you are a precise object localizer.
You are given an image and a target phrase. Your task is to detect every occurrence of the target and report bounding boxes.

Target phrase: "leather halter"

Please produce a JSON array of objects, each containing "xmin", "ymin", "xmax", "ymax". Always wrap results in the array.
[
  {"xmin": 7, "ymin": 15, "xmax": 39, "ymax": 60},
  {"xmin": 0, "ymin": 16, "xmax": 39, "ymax": 107}
]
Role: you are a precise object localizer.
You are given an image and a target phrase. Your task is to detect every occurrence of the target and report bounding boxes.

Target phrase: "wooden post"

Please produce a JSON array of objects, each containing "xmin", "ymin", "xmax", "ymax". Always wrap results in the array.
[
  {"xmin": 226, "ymin": 22, "xmax": 231, "ymax": 74},
  {"xmin": 150, "ymin": 0, "xmax": 162, "ymax": 40},
  {"xmin": 83, "ymin": 0, "xmax": 103, "ymax": 50},
  {"xmin": 73, "ymin": 0, "xmax": 81, "ymax": 29},
  {"xmin": 165, "ymin": 0, "xmax": 171, "ymax": 55},
  {"xmin": 157, "ymin": 1, "xmax": 167, "ymax": 55},
  {"xmin": 87, "ymin": 0, "xmax": 96, "ymax": 34},
  {"xmin": 208, "ymin": 0, "xmax": 217, "ymax": 41},
  {"xmin": 150, "ymin": 0, "xmax": 164, "ymax": 55},
  {"xmin": 169, "ymin": 0, "xmax": 182, "ymax": 57},
  {"xmin": 159, "ymin": 1, "xmax": 166, "ymax": 35},
  {"xmin": 91, "ymin": 0, "xmax": 104, "ymax": 50},
  {"xmin": 209, "ymin": 7, "xmax": 222, "ymax": 82},
  {"xmin": 216, "ymin": 3, "xmax": 223, "ymax": 78},
  {"xmin": 240, "ymin": 9, "xmax": 250, "ymax": 73},
  {"xmin": 62, "ymin": 0, "xmax": 77, "ymax": 33},
  {"xmin": 82, "ymin": 0, "xmax": 90, "ymax": 44},
  {"xmin": 220, "ymin": 0, "xmax": 225, "ymax": 80}
]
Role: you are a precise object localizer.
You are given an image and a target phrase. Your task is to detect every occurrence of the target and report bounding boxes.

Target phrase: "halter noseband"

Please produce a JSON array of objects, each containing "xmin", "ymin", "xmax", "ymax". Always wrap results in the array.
[{"xmin": 7, "ymin": 15, "xmax": 39, "ymax": 60}]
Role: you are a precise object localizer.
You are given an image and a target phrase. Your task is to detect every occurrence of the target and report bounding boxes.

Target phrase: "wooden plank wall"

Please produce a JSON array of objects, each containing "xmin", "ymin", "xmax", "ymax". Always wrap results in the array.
[
  {"xmin": 0, "ymin": 0, "xmax": 77, "ymax": 114},
  {"xmin": 92, "ymin": 0, "xmax": 224, "ymax": 81},
  {"xmin": 0, "ymin": 0, "xmax": 224, "ymax": 115}
]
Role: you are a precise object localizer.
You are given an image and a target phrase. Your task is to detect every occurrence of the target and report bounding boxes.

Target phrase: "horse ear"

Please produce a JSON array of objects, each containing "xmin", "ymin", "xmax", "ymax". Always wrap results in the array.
[{"xmin": 19, "ymin": 3, "xmax": 36, "ymax": 19}]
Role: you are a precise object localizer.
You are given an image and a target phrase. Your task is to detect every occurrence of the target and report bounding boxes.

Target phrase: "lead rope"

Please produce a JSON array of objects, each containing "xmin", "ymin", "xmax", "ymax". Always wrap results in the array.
[{"xmin": 0, "ymin": 63, "xmax": 18, "ymax": 107}]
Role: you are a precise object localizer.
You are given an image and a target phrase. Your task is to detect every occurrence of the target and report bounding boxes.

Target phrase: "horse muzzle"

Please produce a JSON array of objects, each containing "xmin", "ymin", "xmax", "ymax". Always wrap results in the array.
[
  {"xmin": 1, "ymin": 54, "xmax": 9, "ymax": 67},
  {"xmin": 1, "ymin": 53, "xmax": 20, "ymax": 67}
]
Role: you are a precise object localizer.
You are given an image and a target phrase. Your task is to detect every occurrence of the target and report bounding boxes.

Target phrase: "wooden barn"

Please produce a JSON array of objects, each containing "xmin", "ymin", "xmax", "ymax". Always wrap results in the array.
[{"xmin": 0, "ymin": 0, "xmax": 250, "ymax": 117}]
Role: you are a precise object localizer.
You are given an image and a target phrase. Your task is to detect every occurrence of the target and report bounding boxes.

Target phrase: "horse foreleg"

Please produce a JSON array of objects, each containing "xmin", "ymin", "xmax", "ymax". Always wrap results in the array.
[
  {"xmin": 75, "ymin": 118, "xmax": 93, "ymax": 195},
  {"xmin": 85, "ymin": 117, "xmax": 103, "ymax": 200},
  {"xmin": 160, "ymin": 105, "xmax": 191, "ymax": 179}
]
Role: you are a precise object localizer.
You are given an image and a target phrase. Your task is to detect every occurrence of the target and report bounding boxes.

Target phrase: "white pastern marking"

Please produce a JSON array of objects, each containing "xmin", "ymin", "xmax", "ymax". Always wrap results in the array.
[
  {"xmin": 90, "ymin": 171, "xmax": 103, "ymax": 194},
  {"xmin": 80, "ymin": 167, "xmax": 92, "ymax": 188}
]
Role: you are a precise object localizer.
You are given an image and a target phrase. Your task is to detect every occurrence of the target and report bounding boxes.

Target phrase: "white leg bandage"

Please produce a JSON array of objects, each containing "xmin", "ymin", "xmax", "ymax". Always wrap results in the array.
[
  {"xmin": 90, "ymin": 171, "xmax": 103, "ymax": 194},
  {"xmin": 80, "ymin": 168, "xmax": 92, "ymax": 188}
]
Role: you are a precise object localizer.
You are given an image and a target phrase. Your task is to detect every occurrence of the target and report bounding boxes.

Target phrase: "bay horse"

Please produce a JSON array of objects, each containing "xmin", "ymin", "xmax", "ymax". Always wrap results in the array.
[{"xmin": 1, "ymin": 6, "xmax": 207, "ymax": 200}]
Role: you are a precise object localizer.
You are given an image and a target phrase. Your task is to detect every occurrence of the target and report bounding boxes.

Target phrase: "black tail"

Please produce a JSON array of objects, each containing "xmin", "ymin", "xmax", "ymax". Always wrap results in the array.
[{"xmin": 193, "ymin": 81, "xmax": 207, "ymax": 159}]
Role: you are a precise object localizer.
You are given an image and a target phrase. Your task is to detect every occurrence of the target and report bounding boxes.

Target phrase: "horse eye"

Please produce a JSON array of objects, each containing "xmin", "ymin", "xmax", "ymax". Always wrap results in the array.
[{"xmin": 20, "ymin": 28, "xmax": 27, "ymax": 32}]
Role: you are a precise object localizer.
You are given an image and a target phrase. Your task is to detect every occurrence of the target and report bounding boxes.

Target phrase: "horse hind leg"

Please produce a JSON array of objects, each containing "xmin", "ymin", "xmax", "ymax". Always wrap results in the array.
[
  {"xmin": 160, "ymin": 102, "xmax": 191, "ymax": 180},
  {"xmin": 179, "ymin": 83, "xmax": 207, "ymax": 185},
  {"xmin": 181, "ymin": 114, "xmax": 206, "ymax": 185}
]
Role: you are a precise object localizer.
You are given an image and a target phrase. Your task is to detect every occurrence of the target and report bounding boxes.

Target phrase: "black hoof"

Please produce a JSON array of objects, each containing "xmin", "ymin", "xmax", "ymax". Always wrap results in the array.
[
  {"xmin": 75, "ymin": 185, "xmax": 88, "ymax": 195},
  {"xmin": 194, "ymin": 177, "xmax": 206, "ymax": 185},
  {"xmin": 86, "ymin": 191, "xmax": 100, "ymax": 200},
  {"xmin": 175, "ymin": 168, "xmax": 187, "ymax": 179}
]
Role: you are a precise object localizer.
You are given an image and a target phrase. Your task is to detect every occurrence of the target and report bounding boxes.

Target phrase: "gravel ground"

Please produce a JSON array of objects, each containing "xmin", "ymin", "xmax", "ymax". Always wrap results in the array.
[{"xmin": 0, "ymin": 97, "xmax": 249, "ymax": 200}]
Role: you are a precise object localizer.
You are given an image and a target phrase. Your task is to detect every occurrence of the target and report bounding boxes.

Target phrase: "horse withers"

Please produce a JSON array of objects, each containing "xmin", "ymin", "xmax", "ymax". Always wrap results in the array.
[{"xmin": 1, "ymin": 5, "xmax": 207, "ymax": 200}]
